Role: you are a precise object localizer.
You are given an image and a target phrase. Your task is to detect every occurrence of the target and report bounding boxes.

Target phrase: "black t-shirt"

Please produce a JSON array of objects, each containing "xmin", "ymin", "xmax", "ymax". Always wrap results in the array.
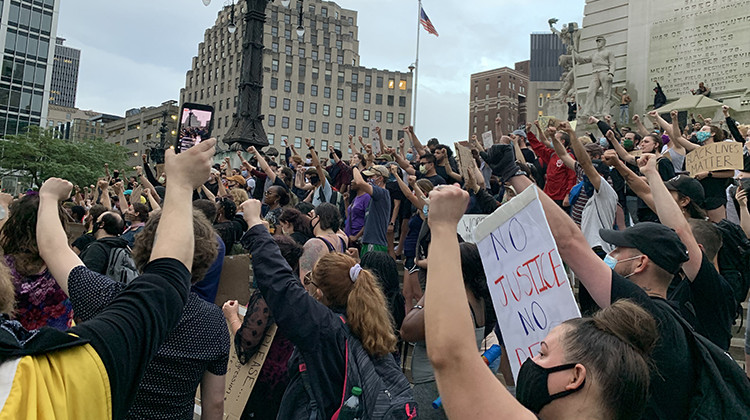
[
  {"xmin": 417, "ymin": 172, "xmax": 446, "ymax": 186},
  {"xmin": 386, "ymin": 179, "xmax": 410, "ymax": 220},
  {"xmin": 610, "ymin": 271, "xmax": 693, "ymax": 419},
  {"xmin": 699, "ymin": 177, "xmax": 730, "ymax": 210},
  {"xmin": 667, "ymin": 253, "xmax": 734, "ymax": 350},
  {"xmin": 71, "ymin": 232, "xmax": 95, "ymax": 253}
]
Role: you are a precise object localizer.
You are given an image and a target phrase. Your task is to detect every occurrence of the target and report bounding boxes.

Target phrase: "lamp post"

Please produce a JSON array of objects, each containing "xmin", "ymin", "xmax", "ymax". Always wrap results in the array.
[{"xmin": 203, "ymin": 0, "xmax": 302, "ymax": 151}]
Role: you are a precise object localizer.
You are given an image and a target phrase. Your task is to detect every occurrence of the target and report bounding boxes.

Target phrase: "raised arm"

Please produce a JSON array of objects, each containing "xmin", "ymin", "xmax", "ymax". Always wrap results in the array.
[
  {"xmin": 425, "ymin": 185, "xmax": 536, "ymax": 420},
  {"xmin": 97, "ymin": 179, "xmax": 112, "ymax": 210},
  {"xmin": 306, "ymin": 138, "xmax": 326, "ymax": 183},
  {"xmin": 639, "ymin": 154, "xmax": 701, "ymax": 280},
  {"xmin": 607, "ymin": 129, "xmax": 637, "ymax": 166},
  {"xmin": 736, "ymin": 188, "xmax": 750, "ymax": 238},
  {"xmin": 392, "ymin": 149, "xmax": 416, "ymax": 175},
  {"xmin": 550, "ymin": 130, "xmax": 576, "ymax": 170},
  {"xmin": 395, "ymin": 174, "xmax": 424, "ymax": 209},
  {"xmin": 113, "ymin": 181, "xmax": 128, "ymax": 212},
  {"xmin": 374, "ymin": 127, "xmax": 386, "ymax": 156},
  {"xmin": 649, "ymin": 111, "xmax": 698, "ymax": 152},
  {"xmin": 494, "ymin": 117, "xmax": 503, "ymax": 141},
  {"xmin": 632, "ymin": 114, "xmax": 650, "ymax": 137},
  {"xmin": 405, "ymin": 126, "xmax": 426, "ymax": 156},
  {"xmin": 723, "ymin": 106, "xmax": 745, "ymax": 143},
  {"xmin": 602, "ymin": 150, "xmax": 655, "ymax": 211},
  {"xmin": 564, "ymin": 123, "xmax": 600, "ymax": 191},
  {"xmin": 329, "ymin": 145, "xmax": 341, "ymax": 164},
  {"xmin": 352, "ymin": 166, "xmax": 373, "ymax": 196},
  {"xmin": 249, "ymin": 147, "xmax": 276, "ymax": 182},
  {"xmin": 144, "ymin": 188, "xmax": 162, "ymax": 212},
  {"xmin": 531, "ymin": 120, "xmax": 552, "ymax": 149}
]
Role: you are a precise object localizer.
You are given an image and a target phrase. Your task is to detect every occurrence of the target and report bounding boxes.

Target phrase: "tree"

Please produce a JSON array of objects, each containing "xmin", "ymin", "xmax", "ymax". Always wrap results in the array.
[{"xmin": 0, "ymin": 126, "xmax": 128, "ymax": 188}]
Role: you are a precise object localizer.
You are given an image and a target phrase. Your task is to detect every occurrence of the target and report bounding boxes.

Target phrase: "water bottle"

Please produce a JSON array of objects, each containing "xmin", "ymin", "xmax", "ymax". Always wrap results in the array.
[{"xmin": 339, "ymin": 386, "xmax": 363, "ymax": 420}]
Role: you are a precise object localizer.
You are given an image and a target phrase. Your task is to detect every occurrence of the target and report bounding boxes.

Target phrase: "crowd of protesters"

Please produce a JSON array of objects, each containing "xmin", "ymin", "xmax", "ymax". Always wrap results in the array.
[{"xmin": 0, "ymin": 99, "xmax": 749, "ymax": 419}]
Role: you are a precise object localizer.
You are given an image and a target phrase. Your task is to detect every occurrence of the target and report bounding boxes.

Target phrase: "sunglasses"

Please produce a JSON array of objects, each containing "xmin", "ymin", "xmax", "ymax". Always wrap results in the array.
[{"xmin": 303, "ymin": 272, "xmax": 319, "ymax": 288}]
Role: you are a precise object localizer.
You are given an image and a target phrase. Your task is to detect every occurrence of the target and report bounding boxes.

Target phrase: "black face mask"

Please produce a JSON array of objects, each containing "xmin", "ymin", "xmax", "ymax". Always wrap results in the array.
[
  {"xmin": 515, "ymin": 358, "xmax": 585, "ymax": 414},
  {"xmin": 309, "ymin": 175, "xmax": 320, "ymax": 185},
  {"xmin": 92, "ymin": 222, "xmax": 103, "ymax": 234}
]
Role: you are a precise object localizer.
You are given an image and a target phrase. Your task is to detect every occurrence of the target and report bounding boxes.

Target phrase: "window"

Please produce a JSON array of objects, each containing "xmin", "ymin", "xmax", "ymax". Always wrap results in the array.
[
  {"xmin": 299, "ymin": 63, "xmax": 306, "ymax": 77},
  {"xmin": 321, "ymin": 7, "xmax": 327, "ymax": 17},
  {"xmin": 337, "ymin": 89, "xmax": 344, "ymax": 100},
  {"xmin": 387, "ymin": 95, "xmax": 394, "ymax": 106},
  {"xmin": 321, "ymin": 140, "xmax": 328, "ymax": 151},
  {"xmin": 398, "ymin": 113, "xmax": 405, "ymax": 124},
  {"xmin": 363, "ymin": 110, "xmax": 370, "ymax": 121},
  {"xmin": 298, "ymin": 82, "xmax": 305, "ymax": 94},
  {"xmin": 338, "ymin": 71, "xmax": 345, "ymax": 83},
  {"xmin": 325, "ymin": 69, "xmax": 332, "ymax": 81},
  {"xmin": 284, "ymin": 80, "xmax": 291, "ymax": 92},
  {"xmin": 375, "ymin": 111, "xmax": 382, "ymax": 122},
  {"xmin": 365, "ymin": 75, "xmax": 372, "ymax": 87},
  {"xmin": 386, "ymin": 112, "xmax": 393, "ymax": 123},
  {"xmin": 364, "ymin": 92, "xmax": 371, "ymax": 104},
  {"xmin": 312, "ymin": 67, "xmax": 319, "ymax": 79},
  {"xmin": 268, "ymin": 134, "xmax": 275, "ymax": 145},
  {"xmin": 269, "ymin": 96, "xmax": 277, "ymax": 108},
  {"xmin": 399, "ymin": 96, "xmax": 406, "ymax": 107},
  {"xmin": 334, "ymin": 141, "xmax": 342, "ymax": 150},
  {"xmin": 271, "ymin": 59, "xmax": 279, "ymax": 72},
  {"xmin": 324, "ymin": 87, "xmax": 331, "ymax": 98},
  {"xmin": 352, "ymin": 73, "xmax": 358, "ymax": 84},
  {"xmin": 310, "ymin": 102, "xmax": 317, "ymax": 114},
  {"xmin": 285, "ymin": 45, "xmax": 292, "ymax": 55},
  {"xmin": 271, "ymin": 26, "xmax": 278, "ymax": 37},
  {"xmin": 309, "ymin": 120, "xmax": 316, "ymax": 132},
  {"xmin": 375, "ymin": 94, "xmax": 382, "ymax": 105},
  {"xmin": 298, "ymin": 48, "xmax": 305, "ymax": 58},
  {"xmin": 296, "ymin": 101, "xmax": 304, "ymax": 112},
  {"xmin": 295, "ymin": 119, "xmax": 303, "ymax": 130},
  {"xmin": 485, "ymin": 83, "xmax": 490, "ymax": 91},
  {"xmin": 268, "ymin": 115, "xmax": 276, "ymax": 127},
  {"xmin": 385, "ymin": 129, "xmax": 393, "ymax": 140},
  {"xmin": 337, "ymin": 55, "xmax": 343, "ymax": 65},
  {"xmin": 350, "ymin": 90, "xmax": 357, "ymax": 102},
  {"xmin": 349, "ymin": 125, "xmax": 356, "ymax": 136},
  {"xmin": 284, "ymin": 29, "xmax": 291, "ymax": 39},
  {"xmin": 335, "ymin": 124, "xmax": 342, "ymax": 135},
  {"xmin": 362, "ymin": 126, "xmax": 369, "ymax": 138},
  {"xmin": 335, "ymin": 39, "xmax": 342, "ymax": 49},
  {"xmin": 272, "ymin": 42, "xmax": 278, "ymax": 52},
  {"xmin": 399, "ymin": 80, "xmax": 407, "ymax": 90},
  {"xmin": 335, "ymin": 106, "xmax": 343, "ymax": 118},
  {"xmin": 311, "ymin": 85, "xmax": 318, "ymax": 96},
  {"xmin": 388, "ymin": 79, "xmax": 395, "ymax": 89},
  {"xmin": 323, "ymin": 37, "xmax": 330, "ymax": 47},
  {"xmin": 349, "ymin": 108, "xmax": 357, "ymax": 119},
  {"xmin": 323, "ymin": 104, "xmax": 330, "ymax": 116},
  {"xmin": 281, "ymin": 116, "xmax": 290, "ymax": 128},
  {"xmin": 376, "ymin": 76, "xmax": 383, "ymax": 88},
  {"xmin": 322, "ymin": 122, "xmax": 329, "ymax": 133},
  {"xmin": 285, "ymin": 63, "xmax": 292, "ymax": 75},
  {"xmin": 294, "ymin": 137, "xmax": 302, "ymax": 148},
  {"xmin": 324, "ymin": 52, "xmax": 331, "ymax": 62},
  {"xmin": 284, "ymin": 14, "xmax": 291, "ymax": 24},
  {"xmin": 283, "ymin": 98, "xmax": 290, "ymax": 110},
  {"xmin": 335, "ymin": 24, "xmax": 341, "ymax": 34}
]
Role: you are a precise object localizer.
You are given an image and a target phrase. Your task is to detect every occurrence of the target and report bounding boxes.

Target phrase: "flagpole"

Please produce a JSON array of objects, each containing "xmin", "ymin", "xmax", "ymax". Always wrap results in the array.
[{"xmin": 412, "ymin": 0, "xmax": 421, "ymax": 130}]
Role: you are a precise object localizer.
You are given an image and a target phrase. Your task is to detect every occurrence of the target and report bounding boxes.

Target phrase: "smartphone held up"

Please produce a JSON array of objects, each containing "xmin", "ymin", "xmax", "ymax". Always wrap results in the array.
[{"xmin": 175, "ymin": 103, "xmax": 214, "ymax": 153}]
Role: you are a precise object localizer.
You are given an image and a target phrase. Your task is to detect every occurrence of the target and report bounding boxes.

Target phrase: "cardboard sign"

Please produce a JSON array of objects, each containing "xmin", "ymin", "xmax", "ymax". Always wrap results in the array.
[
  {"xmin": 66, "ymin": 222, "xmax": 86, "ymax": 245},
  {"xmin": 481, "ymin": 131, "xmax": 494, "ymax": 150},
  {"xmin": 454, "ymin": 142, "xmax": 474, "ymax": 179},
  {"xmin": 215, "ymin": 255, "xmax": 253, "ymax": 307},
  {"xmin": 474, "ymin": 187, "xmax": 581, "ymax": 380},
  {"xmin": 457, "ymin": 214, "xmax": 487, "ymax": 243},
  {"xmin": 685, "ymin": 141, "xmax": 743, "ymax": 175},
  {"xmin": 195, "ymin": 305, "xmax": 278, "ymax": 420}
]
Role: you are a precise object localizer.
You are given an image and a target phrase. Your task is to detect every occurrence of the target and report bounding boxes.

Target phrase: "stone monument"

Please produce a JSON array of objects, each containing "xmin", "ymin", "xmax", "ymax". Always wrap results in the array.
[
  {"xmin": 574, "ymin": 36, "xmax": 616, "ymax": 117},
  {"xmin": 548, "ymin": 19, "xmax": 580, "ymax": 102}
]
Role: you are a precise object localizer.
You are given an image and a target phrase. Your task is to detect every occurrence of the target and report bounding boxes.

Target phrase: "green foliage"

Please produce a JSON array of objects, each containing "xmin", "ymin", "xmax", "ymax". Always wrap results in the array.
[{"xmin": 0, "ymin": 126, "xmax": 128, "ymax": 188}]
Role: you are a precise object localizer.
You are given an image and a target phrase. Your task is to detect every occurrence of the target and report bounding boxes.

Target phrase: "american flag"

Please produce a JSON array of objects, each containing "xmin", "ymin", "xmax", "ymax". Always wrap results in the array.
[{"xmin": 420, "ymin": 6, "xmax": 439, "ymax": 37}]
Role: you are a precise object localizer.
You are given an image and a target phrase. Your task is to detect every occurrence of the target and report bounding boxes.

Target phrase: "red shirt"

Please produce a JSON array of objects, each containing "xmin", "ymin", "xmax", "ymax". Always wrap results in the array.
[{"xmin": 527, "ymin": 131, "xmax": 577, "ymax": 201}]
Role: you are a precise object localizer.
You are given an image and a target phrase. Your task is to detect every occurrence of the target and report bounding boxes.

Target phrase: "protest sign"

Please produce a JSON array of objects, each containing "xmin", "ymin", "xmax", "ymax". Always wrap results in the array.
[
  {"xmin": 481, "ymin": 130, "xmax": 494, "ymax": 150},
  {"xmin": 195, "ymin": 305, "xmax": 277, "ymax": 420},
  {"xmin": 454, "ymin": 142, "xmax": 474, "ymax": 179},
  {"xmin": 538, "ymin": 116, "xmax": 554, "ymax": 131},
  {"xmin": 685, "ymin": 141, "xmax": 743, "ymax": 175},
  {"xmin": 569, "ymin": 120, "xmax": 577, "ymax": 131},
  {"xmin": 215, "ymin": 255, "xmax": 253, "ymax": 307},
  {"xmin": 457, "ymin": 214, "xmax": 487, "ymax": 243},
  {"xmin": 474, "ymin": 186, "xmax": 580, "ymax": 380}
]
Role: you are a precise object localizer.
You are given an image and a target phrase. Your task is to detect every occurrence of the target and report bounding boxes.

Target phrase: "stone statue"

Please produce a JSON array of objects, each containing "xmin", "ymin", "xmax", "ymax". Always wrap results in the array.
[
  {"xmin": 574, "ymin": 35, "xmax": 616, "ymax": 116},
  {"xmin": 549, "ymin": 19, "xmax": 580, "ymax": 102}
]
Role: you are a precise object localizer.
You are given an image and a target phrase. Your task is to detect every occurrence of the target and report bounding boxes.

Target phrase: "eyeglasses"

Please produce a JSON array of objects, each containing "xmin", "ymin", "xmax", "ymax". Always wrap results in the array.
[{"xmin": 303, "ymin": 272, "xmax": 319, "ymax": 288}]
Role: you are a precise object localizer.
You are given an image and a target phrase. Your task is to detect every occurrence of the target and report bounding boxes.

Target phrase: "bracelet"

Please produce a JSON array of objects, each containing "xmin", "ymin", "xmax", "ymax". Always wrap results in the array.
[{"xmin": 412, "ymin": 305, "xmax": 423, "ymax": 310}]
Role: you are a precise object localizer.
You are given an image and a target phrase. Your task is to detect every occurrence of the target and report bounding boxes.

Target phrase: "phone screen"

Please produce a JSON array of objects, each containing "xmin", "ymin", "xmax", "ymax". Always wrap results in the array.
[
  {"xmin": 741, "ymin": 178, "xmax": 750, "ymax": 191},
  {"xmin": 176, "ymin": 104, "xmax": 213, "ymax": 153}
]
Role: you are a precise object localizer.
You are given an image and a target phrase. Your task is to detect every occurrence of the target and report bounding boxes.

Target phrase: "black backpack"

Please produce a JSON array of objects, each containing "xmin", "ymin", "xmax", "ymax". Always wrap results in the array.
[
  {"xmin": 656, "ymin": 300, "xmax": 750, "ymax": 418},
  {"xmin": 715, "ymin": 219, "xmax": 750, "ymax": 322},
  {"xmin": 301, "ymin": 319, "xmax": 418, "ymax": 420},
  {"xmin": 105, "ymin": 246, "xmax": 139, "ymax": 285}
]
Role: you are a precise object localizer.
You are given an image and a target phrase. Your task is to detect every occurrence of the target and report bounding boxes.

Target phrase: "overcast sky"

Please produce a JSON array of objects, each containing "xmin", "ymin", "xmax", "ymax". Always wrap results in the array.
[{"xmin": 56, "ymin": 0, "xmax": 584, "ymax": 143}]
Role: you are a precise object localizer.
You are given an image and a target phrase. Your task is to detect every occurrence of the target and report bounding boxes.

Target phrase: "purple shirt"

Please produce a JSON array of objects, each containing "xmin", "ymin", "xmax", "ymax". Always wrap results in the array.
[{"xmin": 344, "ymin": 193, "xmax": 371, "ymax": 237}]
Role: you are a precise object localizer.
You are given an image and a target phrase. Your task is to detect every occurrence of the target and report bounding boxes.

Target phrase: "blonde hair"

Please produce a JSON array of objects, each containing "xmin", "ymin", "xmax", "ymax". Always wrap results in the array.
[
  {"xmin": 229, "ymin": 188, "xmax": 249, "ymax": 209},
  {"xmin": 312, "ymin": 253, "xmax": 397, "ymax": 357},
  {"xmin": 739, "ymin": 124, "xmax": 750, "ymax": 138},
  {"xmin": 579, "ymin": 136, "xmax": 592, "ymax": 145}
]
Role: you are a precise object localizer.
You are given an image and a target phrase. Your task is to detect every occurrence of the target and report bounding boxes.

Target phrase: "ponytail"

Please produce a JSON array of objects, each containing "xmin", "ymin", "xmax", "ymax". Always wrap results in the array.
[
  {"xmin": 313, "ymin": 253, "xmax": 397, "ymax": 357},
  {"xmin": 347, "ymin": 269, "xmax": 397, "ymax": 357}
]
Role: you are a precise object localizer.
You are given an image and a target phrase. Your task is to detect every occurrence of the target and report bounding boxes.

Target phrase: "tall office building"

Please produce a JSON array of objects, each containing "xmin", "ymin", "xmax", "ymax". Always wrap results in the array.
[
  {"xmin": 528, "ymin": 32, "xmax": 567, "ymax": 120},
  {"xmin": 180, "ymin": 0, "xmax": 413, "ymax": 158},
  {"xmin": 49, "ymin": 37, "xmax": 79, "ymax": 108},
  {"xmin": 0, "ymin": 0, "xmax": 59, "ymax": 136},
  {"xmin": 468, "ymin": 62, "xmax": 529, "ymax": 138},
  {"xmin": 104, "ymin": 100, "xmax": 179, "ymax": 169}
]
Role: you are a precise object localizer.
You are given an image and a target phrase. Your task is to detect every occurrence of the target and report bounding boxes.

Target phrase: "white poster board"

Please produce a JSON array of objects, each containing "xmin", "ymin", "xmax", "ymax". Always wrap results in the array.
[
  {"xmin": 474, "ymin": 186, "xmax": 580, "ymax": 380},
  {"xmin": 457, "ymin": 214, "xmax": 487, "ymax": 243},
  {"xmin": 481, "ymin": 130, "xmax": 494, "ymax": 150}
]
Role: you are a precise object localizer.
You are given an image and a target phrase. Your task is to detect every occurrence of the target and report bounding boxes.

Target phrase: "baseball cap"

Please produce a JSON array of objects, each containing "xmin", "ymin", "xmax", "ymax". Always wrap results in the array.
[
  {"xmin": 584, "ymin": 143, "xmax": 604, "ymax": 156},
  {"xmin": 227, "ymin": 175, "xmax": 246, "ymax": 185},
  {"xmin": 664, "ymin": 175, "xmax": 705, "ymax": 208},
  {"xmin": 362, "ymin": 165, "xmax": 389, "ymax": 178},
  {"xmin": 599, "ymin": 222, "xmax": 689, "ymax": 274},
  {"xmin": 376, "ymin": 154, "xmax": 394, "ymax": 161},
  {"xmin": 511, "ymin": 129, "xmax": 527, "ymax": 139}
]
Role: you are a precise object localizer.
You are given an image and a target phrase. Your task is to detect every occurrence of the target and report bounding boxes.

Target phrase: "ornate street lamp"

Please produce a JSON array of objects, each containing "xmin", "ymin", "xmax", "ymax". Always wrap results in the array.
[{"xmin": 203, "ymin": 0, "xmax": 303, "ymax": 151}]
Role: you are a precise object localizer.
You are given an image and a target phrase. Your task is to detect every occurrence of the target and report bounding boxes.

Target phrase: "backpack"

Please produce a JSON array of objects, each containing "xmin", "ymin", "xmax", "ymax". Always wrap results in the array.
[
  {"xmin": 319, "ymin": 187, "xmax": 347, "ymax": 220},
  {"xmin": 715, "ymin": 219, "xmax": 750, "ymax": 323},
  {"xmin": 655, "ymin": 300, "xmax": 750, "ymax": 418},
  {"xmin": 105, "ymin": 246, "xmax": 140, "ymax": 285},
  {"xmin": 301, "ymin": 319, "xmax": 418, "ymax": 420}
]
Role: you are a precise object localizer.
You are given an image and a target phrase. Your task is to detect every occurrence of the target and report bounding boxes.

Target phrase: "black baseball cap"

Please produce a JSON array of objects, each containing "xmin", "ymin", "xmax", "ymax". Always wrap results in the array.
[
  {"xmin": 599, "ymin": 222, "xmax": 689, "ymax": 274},
  {"xmin": 664, "ymin": 175, "xmax": 705, "ymax": 208}
]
